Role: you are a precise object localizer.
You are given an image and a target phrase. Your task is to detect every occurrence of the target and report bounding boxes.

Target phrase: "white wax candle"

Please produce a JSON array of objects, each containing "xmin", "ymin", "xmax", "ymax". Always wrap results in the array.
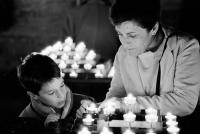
[
  {"xmin": 69, "ymin": 70, "xmax": 78, "ymax": 78},
  {"xmin": 86, "ymin": 50, "xmax": 96, "ymax": 61},
  {"xmin": 145, "ymin": 108, "xmax": 157, "ymax": 115},
  {"xmin": 124, "ymin": 94, "xmax": 136, "ymax": 105},
  {"xmin": 64, "ymin": 37, "xmax": 74, "ymax": 47},
  {"xmin": 84, "ymin": 63, "xmax": 92, "ymax": 70},
  {"xmin": 75, "ymin": 42, "xmax": 86, "ymax": 52},
  {"xmin": 95, "ymin": 70, "xmax": 103, "ymax": 78},
  {"xmin": 78, "ymin": 126, "xmax": 91, "ymax": 134},
  {"xmin": 52, "ymin": 41, "xmax": 63, "ymax": 52},
  {"xmin": 82, "ymin": 114, "xmax": 94, "ymax": 125},
  {"xmin": 145, "ymin": 114, "xmax": 158, "ymax": 123},
  {"xmin": 167, "ymin": 126, "xmax": 180, "ymax": 134},
  {"xmin": 74, "ymin": 53, "xmax": 81, "ymax": 61},
  {"xmin": 100, "ymin": 127, "xmax": 113, "ymax": 134},
  {"xmin": 165, "ymin": 112, "xmax": 177, "ymax": 121},
  {"xmin": 123, "ymin": 128, "xmax": 135, "ymax": 134},
  {"xmin": 61, "ymin": 53, "xmax": 69, "ymax": 60},
  {"xmin": 123, "ymin": 111, "xmax": 136, "ymax": 122},
  {"xmin": 166, "ymin": 120, "xmax": 178, "ymax": 127},
  {"xmin": 58, "ymin": 60, "xmax": 67, "ymax": 69},
  {"xmin": 40, "ymin": 46, "xmax": 52, "ymax": 55},
  {"xmin": 146, "ymin": 129, "xmax": 156, "ymax": 134},
  {"xmin": 71, "ymin": 62, "xmax": 79, "ymax": 69}
]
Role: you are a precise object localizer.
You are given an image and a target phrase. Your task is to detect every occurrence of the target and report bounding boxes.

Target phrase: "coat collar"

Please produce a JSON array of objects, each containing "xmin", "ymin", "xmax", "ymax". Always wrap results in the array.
[{"xmin": 161, "ymin": 25, "xmax": 177, "ymax": 51}]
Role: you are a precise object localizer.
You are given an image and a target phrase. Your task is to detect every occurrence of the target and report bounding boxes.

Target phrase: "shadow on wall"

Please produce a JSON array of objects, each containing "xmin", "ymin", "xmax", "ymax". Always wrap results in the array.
[
  {"xmin": 0, "ymin": 0, "xmax": 15, "ymax": 32},
  {"xmin": 179, "ymin": 0, "xmax": 200, "ymax": 40},
  {"xmin": 0, "ymin": 0, "xmax": 71, "ymax": 74}
]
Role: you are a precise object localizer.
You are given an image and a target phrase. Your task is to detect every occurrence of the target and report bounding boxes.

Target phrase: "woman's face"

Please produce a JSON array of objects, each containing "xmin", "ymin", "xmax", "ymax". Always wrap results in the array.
[
  {"xmin": 115, "ymin": 20, "xmax": 154, "ymax": 56},
  {"xmin": 37, "ymin": 77, "xmax": 69, "ymax": 109}
]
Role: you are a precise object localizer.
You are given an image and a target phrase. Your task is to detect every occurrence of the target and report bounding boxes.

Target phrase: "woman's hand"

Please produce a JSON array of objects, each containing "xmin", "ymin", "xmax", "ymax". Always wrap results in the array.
[{"xmin": 98, "ymin": 97, "xmax": 123, "ymax": 115}]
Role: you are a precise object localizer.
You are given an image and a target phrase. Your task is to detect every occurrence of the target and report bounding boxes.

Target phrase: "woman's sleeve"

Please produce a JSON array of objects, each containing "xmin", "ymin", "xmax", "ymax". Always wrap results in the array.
[
  {"xmin": 137, "ymin": 38, "xmax": 200, "ymax": 116},
  {"xmin": 106, "ymin": 52, "xmax": 126, "ymax": 99}
]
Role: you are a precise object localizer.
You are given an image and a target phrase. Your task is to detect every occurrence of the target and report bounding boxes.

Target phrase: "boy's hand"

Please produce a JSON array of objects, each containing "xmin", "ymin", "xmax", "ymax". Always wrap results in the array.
[
  {"xmin": 76, "ymin": 99, "xmax": 93, "ymax": 118},
  {"xmin": 44, "ymin": 113, "xmax": 60, "ymax": 127}
]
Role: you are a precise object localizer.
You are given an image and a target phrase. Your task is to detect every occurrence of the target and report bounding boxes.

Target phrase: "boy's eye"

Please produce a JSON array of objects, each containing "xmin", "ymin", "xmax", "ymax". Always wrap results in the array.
[
  {"xmin": 128, "ymin": 35, "xmax": 136, "ymax": 38},
  {"xmin": 118, "ymin": 33, "xmax": 123, "ymax": 36}
]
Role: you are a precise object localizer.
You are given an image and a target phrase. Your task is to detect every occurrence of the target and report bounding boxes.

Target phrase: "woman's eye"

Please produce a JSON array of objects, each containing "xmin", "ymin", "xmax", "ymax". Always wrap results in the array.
[
  {"xmin": 48, "ymin": 91, "xmax": 55, "ymax": 95},
  {"xmin": 61, "ymin": 84, "xmax": 65, "ymax": 88}
]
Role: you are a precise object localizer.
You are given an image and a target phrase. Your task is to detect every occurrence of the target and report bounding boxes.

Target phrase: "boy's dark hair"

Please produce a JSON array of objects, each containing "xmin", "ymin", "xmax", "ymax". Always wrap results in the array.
[
  {"xmin": 17, "ymin": 53, "xmax": 61, "ymax": 95},
  {"xmin": 109, "ymin": 0, "xmax": 161, "ymax": 31}
]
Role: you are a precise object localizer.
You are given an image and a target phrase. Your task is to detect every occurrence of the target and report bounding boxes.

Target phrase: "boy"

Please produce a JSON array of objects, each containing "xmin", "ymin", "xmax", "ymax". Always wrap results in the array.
[{"xmin": 17, "ymin": 52, "xmax": 94, "ymax": 130}]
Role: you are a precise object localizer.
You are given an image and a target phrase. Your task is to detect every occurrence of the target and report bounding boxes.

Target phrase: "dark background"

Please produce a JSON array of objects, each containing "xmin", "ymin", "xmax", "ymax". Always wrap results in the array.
[{"xmin": 0, "ymin": 0, "xmax": 199, "ymax": 124}]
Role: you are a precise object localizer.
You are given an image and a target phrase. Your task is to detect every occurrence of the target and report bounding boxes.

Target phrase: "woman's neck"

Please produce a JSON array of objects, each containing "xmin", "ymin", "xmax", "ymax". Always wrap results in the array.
[{"xmin": 147, "ymin": 26, "xmax": 165, "ymax": 52}]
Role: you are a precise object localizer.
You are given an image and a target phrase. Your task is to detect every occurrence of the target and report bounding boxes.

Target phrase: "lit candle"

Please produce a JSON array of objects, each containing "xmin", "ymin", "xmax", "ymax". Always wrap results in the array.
[
  {"xmin": 86, "ymin": 50, "xmax": 96, "ymax": 61},
  {"xmin": 166, "ymin": 120, "xmax": 178, "ymax": 127},
  {"xmin": 96, "ymin": 64, "xmax": 105, "ymax": 71},
  {"xmin": 82, "ymin": 114, "xmax": 94, "ymax": 126},
  {"xmin": 64, "ymin": 37, "xmax": 74, "ymax": 48},
  {"xmin": 78, "ymin": 126, "xmax": 91, "ymax": 134},
  {"xmin": 95, "ymin": 70, "xmax": 103, "ymax": 78},
  {"xmin": 52, "ymin": 41, "xmax": 63, "ymax": 52},
  {"xmin": 100, "ymin": 127, "xmax": 113, "ymax": 134},
  {"xmin": 74, "ymin": 53, "xmax": 81, "ymax": 61},
  {"xmin": 123, "ymin": 111, "xmax": 136, "ymax": 122},
  {"xmin": 58, "ymin": 60, "xmax": 67, "ymax": 69},
  {"xmin": 69, "ymin": 70, "xmax": 78, "ymax": 78},
  {"xmin": 71, "ymin": 62, "xmax": 79, "ymax": 70},
  {"xmin": 145, "ymin": 108, "xmax": 157, "ymax": 115},
  {"xmin": 63, "ymin": 45, "xmax": 71, "ymax": 52},
  {"xmin": 40, "ymin": 46, "xmax": 53, "ymax": 55},
  {"xmin": 124, "ymin": 94, "xmax": 136, "ymax": 105},
  {"xmin": 75, "ymin": 41, "xmax": 86, "ymax": 53},
  {"xmin": 165, "ymin": 112, "xmax": 177, "ymax": 121},
  {"xmin": 167, "ymin": 126, "xmax": 180, "ymax": 134},
  {"xmin": 84, "ymin": 63, "xmax": 93, "ymax": 70},
  {"xmin": 146, "ymin": 129, "xmax": 156, "ymax": 134},
  {"xmin": 145, "ymin": 114, "xmax": 158, "ymax": 123},
  {"xmin": 49, "ymin": 53, "xmax": 57, "ymax": 61},
  {"xmin": 61, "ymin": 53, "xmax": 69, "ymax": 61},
  {"xmin": 123, "ymin": 128, "xmax": 135, "ymax": 134}
]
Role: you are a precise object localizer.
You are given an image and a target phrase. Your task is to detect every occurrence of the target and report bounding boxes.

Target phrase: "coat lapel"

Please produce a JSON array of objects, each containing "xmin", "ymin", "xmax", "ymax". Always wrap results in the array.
[{"xmin": 160, "ymin": 40, "xmax": 174, "ymax": 92}]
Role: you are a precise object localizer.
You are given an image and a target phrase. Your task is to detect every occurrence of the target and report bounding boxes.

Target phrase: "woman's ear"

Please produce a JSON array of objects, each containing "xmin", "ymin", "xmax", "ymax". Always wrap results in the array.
[
  {"xmin": 150, "ymin": 22, "xmax": 159, "ymax": 35},
  {"xmin": 27, "ymin": 91, "xmax": 39, "ymax": 100}
]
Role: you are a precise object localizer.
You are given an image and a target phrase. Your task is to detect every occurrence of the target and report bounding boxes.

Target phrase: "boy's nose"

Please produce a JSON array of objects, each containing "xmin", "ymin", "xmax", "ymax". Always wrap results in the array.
[{"xmin": 56, "ymin": 90, "xmax": 64, "ymax": 99}]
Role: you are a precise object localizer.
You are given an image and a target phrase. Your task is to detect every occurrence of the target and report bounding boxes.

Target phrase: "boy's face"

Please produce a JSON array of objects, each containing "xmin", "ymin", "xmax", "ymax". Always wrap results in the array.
[
  {"xmin": 115, "ymin": 20, "xmax": 154, "ymax": 56},
  {"xmin": 37, "ymin": 77, "xmax": 69, "ymax": 109}
]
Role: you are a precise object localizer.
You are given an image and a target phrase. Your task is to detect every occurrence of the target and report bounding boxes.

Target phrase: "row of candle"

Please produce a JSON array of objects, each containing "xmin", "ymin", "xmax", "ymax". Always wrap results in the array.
[
  {"xmin": 80, "ymin": 94, "xmax": 180, "ymax": 134},
  {"xmin": 165, "ymin": 112, "xmax": 179, "ymax": 134}
]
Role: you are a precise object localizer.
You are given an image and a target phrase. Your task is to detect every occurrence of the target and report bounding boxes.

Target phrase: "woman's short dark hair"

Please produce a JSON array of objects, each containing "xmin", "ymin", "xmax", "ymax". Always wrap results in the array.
[
  {"xmin": 109, "ymin": 0, "xmax": 160, "ymax": 31},
  {"xmin": 17, "ymin": 53, "xmax": 61, "ymax": 94}
]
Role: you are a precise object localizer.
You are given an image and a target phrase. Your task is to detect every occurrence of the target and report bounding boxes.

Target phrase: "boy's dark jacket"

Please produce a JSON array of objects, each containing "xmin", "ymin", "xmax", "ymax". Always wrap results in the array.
[{"xmin": 19, "ymin": 92, "xmax": 95, "ymax": 133}]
